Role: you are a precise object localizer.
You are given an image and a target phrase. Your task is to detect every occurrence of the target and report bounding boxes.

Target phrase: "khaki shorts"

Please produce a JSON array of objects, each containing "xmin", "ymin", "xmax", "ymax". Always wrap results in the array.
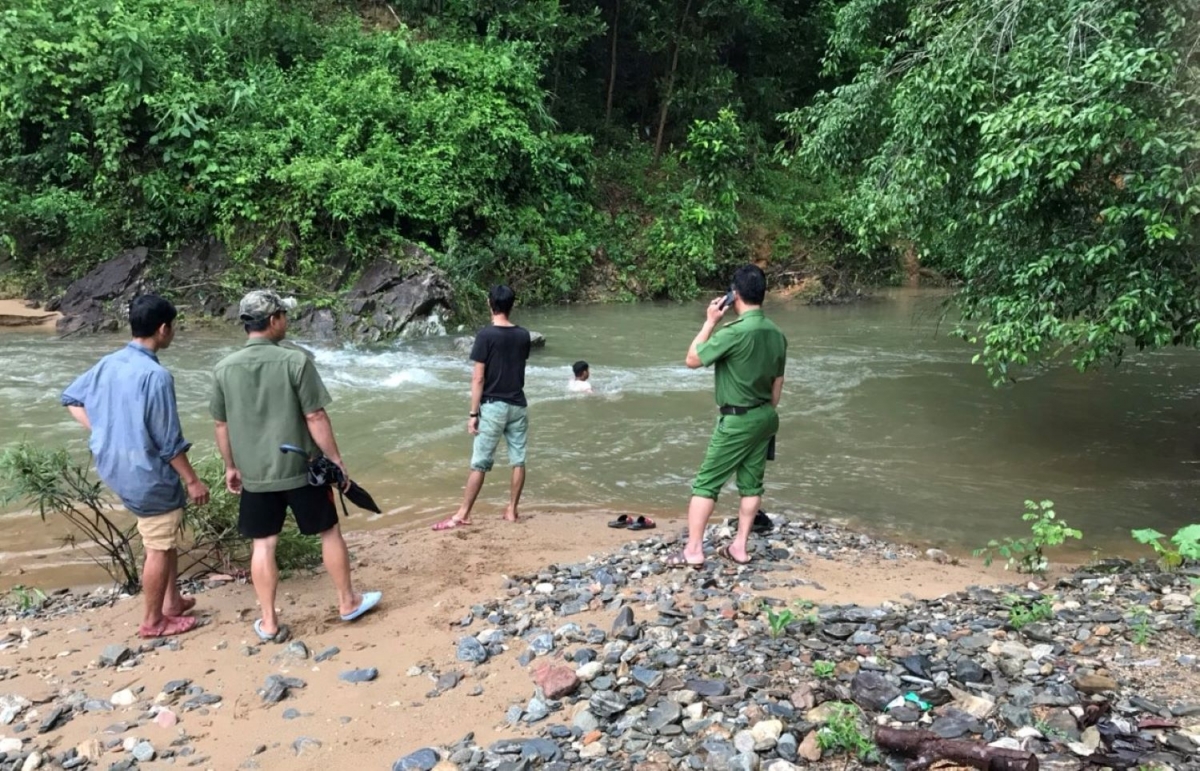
[{"xmin": 136, "ymin": 509, "xmax": 184, "ymax": 551}]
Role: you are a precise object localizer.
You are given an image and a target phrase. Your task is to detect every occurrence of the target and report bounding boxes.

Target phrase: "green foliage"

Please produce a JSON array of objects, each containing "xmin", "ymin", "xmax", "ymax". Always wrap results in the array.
[
  {"xmin": 973, "ymin": 500, "xmax": 1082, "ymax": 575},
  {"xmin": 789, "ymin": 0, "xmax": 1200, "ymax": 381},
  {"xmin": 1128, "ymin": 606, "xmax": 1155, "ymax": 646},
  {"xmin": 1131, "ymin": 525, "xmax": 1200, "ymax": 571},
  {"xmin": 7, "ymin": 585, "xmax": 47, "ymax": 613},
  {"xmin": 0, "ymin": 0, "xmax": 596, "ymax": 302},
  {"xmin": 183, "ymin": 456, "xmax": 320, "ymax": 575},
  {"xmin": 763, "ymin": 601, "xmax": 796, "ymax": 638},
  {"xmin": 640, "ymin": 108, "xmax": 746, "ymax": 299},
  {"xmin": 0, "ymin": 442, "xmax": 140, "ymax": 592},
  {"xmin": 1005, "ymin": 593, "xmax": 1054, "ymax": 630},
  {"xmin": 817, "ymin": 702, "xmax": 877, "ymax": 760},
  {"xmin": 812, "ymin": 660, "xmax": 836, "ymax": 679}
]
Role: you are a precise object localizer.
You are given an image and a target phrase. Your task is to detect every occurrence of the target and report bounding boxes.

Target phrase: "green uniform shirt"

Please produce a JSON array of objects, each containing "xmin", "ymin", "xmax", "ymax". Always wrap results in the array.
[
  {"xmin": 210, "ymin": 338, "xmax": 331, "ymax": 493},
  {"xmin": 696, "ymin": 309, "xmax": 788, "ymax": 407}
]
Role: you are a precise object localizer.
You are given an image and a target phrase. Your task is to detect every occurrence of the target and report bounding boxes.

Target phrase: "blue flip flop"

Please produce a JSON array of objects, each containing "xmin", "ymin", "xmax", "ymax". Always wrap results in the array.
[{"xmin": 340, "ymin": 591, "xmax": 382, "ymax": 622}]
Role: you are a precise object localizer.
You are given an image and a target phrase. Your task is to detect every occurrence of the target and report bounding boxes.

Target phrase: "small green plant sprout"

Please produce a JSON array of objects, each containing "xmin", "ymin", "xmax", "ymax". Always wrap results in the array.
[
  {"xmin": 762, "ymin": 602, "xmax": 796, "ymax": 638},
  {"xmin": 7, "ymin": 585, "xmax": 46, "ymax": 612},
  {"xmin": 1005, "ymin": 593, "xmax": 1054, "ymax": 630},
  {"xmin": 812, "ymin": 660, "xmax": 836, "ymax": 679},
  {"xmin": 973, "ymin": 500, "xmax": 1082, "ymax": 575},
  {"xmin": 817, "ymin": 702, "xmax": 877, "ymax": 760},
  {"xmin": 1131, "ymin": 525, "xmax": 1200, "ymax": 571},
  {"xmin": 1128, "ymin": 606, "xmax": 1155, "ymax": 646},
  {"xmin": 793, "ymin": 598, "xmax": 819, "ymax": 624}
]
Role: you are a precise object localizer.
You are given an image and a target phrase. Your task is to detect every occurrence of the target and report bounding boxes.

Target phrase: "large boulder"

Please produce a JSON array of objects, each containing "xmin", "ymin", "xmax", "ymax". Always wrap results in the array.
[
  {"xmin": 293, "ymin": 245, "xmax": 455, "ymax": 342},
  {"xmin": 52, "ymin": 247, "xmax": 151, "ymax": 335},
  {"xmin": 169, "ymin": 237, "xmax": 233, "ymax": 318}
]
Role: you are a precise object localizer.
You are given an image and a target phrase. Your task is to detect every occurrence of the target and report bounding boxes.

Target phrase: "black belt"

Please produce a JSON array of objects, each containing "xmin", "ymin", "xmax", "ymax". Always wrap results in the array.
[{"xmin": 719, "ymin": 403, "xmax": 765, "ymax": 416}]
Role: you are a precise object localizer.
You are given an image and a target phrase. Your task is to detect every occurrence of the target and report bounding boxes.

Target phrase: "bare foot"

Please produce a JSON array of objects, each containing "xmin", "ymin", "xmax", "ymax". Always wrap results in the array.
[
  {"xmin": 162, "ymin": 596, "xmax": 196, "ymax": 616},
  {"xmin": 503, "ymin": 507, "xmax": 519, "ymax": 522},
  {"xmin": 139, "ymin": 615, "xmax": 198, "ymax": 639}
]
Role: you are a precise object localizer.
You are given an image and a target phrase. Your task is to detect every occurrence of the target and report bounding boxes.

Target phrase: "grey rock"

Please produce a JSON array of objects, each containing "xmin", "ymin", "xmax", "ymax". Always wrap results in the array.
[
  {"xmin": 131, "ymin": 741, "xmax": 156, "ymax": 763},
  {"xmin": 262, "ymin": 680, "xmax": 290, "ymax": 704},
  {"xmin": 182, "ymin": 693, "xmax": 222, "ymax": 711},
  {"xmin": 393, "ymin": 744, "xmax": 441, "ymax": 768},
  {"xmin": 632, "ymin": 666, "xmax": 663, "ymax": 689},
  {"xmin": 292, "ymin": 737, "xmax": 322, "ymax": 756},
  {"xmin": 283, "ymin": 641, "xmax": 309, "ymax": 660},
  {"xmin": 37, "ymin": 705, "xmax": 70, "ymax": 734},
  {"xmin": 528, "ymin": 631, "xmax": 554, "ymax": 656},
  {"xmin": 339, "ymin": 668, "xmax": 379, "ymax": 684},
  {"xmin": 777, "ymin": 733, "xmax": 798, "ymax": 762},
  {"xmin": 612, "ymin": 606, "xmax": 635, "ymax": 634},
  {"xmin": 314, "ymin": 647, "xmax": 340, "ymax": 663},
  {"xmin": 954, "ymin": 659, "xmax": 986, "ymax": 684},
  {"xmin": 524, "ymin": 698, "xmax": 550, "ymax": 723},
  {"xmin": 436, "ymin": 671, "xmax": 462, "ymax": 692},
  {"xmin": 163, "ymin": 679, "xmax": 191, "ymax": 695},
  {"xmin": 519, "ymin": 738, "xmax": 561, "ymax": 762},
  {"xmin": 930, "ymin": 709, "xmax": 980, "ymax": 739},
  {"xmin": 99, "ymin": 645, "xmax": 133, "ymax": 668},
  {"xmin": 589, "ymin": 691, "xmax": 629, "ymax": 718},
  {"xmin": 282, "ymin": 709, "xmax": 301, "ymax": 720},
  {"xmin": 82, "ymin": 700, "xmax": 114, "ymax": 713},
  {"xmin": 457, "ymin": 637, "xmax": 488, "ymax": 664},
  {"xmin": 850, "ymin": 671, "xmax": 901, "ymax": 711},
  {"xmin": 645, "ymin": 699, "xmax": 683, "ymax": 733},
  {"xmin": 686, "ymin": 679, "xmax": 730, "ymax": 698}
]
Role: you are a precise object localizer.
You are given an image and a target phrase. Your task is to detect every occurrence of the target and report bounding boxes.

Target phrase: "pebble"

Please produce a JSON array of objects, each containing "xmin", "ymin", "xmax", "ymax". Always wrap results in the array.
[{"xmin": 339, "ymin": 668, "xmax": 379, "ymax": 684}]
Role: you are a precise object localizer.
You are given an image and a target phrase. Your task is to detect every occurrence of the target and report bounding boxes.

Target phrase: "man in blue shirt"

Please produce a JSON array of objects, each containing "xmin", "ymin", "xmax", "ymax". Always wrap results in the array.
[{"xmin": 62, "ymin": 295, "xmax": 210, "ymax": 638}]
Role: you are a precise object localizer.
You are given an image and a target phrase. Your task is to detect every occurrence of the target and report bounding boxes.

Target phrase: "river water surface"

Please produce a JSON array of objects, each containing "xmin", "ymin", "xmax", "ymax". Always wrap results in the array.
[{"xmin": 2, "ymin": 289, "xmax": 1198, "ymax": 588}]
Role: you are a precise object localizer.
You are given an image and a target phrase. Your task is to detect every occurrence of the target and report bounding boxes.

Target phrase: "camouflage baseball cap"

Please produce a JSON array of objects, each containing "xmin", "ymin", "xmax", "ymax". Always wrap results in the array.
[{"xmin": 238, "ymin": 290, "xmax": 297, "ymax": 322}]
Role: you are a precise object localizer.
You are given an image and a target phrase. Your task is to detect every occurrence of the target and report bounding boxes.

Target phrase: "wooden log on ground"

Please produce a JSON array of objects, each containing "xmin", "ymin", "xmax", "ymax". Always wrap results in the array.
[{"xmin": 876, "ymin": 726, "xmax": 1039, "ymax": 771}]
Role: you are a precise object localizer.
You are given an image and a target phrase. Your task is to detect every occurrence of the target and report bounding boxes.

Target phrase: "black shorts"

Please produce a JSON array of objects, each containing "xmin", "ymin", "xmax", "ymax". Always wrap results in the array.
[{"xmin": 238, "ymin": 485, "xmax": 338, "ymax": 539}]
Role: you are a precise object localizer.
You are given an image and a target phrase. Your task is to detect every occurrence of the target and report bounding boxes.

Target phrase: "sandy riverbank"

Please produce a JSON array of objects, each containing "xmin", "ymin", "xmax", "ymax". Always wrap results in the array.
[
  {"xmin": 0, "ymin": 300, "xmax": 58, "ymax": 331},
  {"xmin": 0, "ymin": 510, "xmax": 1025, "ymax": 770}
]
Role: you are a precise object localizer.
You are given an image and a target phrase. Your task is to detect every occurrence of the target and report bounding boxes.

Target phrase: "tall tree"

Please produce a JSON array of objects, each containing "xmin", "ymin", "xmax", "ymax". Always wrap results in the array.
[{"xmin": 788, "ymin": 0, "xmax": 1200, "ymax": 381}]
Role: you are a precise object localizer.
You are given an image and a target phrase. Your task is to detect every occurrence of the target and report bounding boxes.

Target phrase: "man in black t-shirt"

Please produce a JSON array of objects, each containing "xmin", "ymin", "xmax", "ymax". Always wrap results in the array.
[{"xmin": 434, "ymin": 285, "xmax": 532, "ymax": 530}]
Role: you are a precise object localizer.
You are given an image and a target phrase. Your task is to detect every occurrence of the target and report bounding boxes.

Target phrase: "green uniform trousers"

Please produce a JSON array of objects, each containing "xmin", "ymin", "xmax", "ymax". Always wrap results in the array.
[{"xmin": 691, "ymin": 405, "xmax": 779, "ymax": 500}]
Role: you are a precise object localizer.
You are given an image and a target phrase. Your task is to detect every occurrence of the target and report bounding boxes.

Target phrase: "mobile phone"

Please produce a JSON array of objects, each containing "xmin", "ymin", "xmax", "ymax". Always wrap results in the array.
[{"xmin": 720, "ymin": 289, "xmax": 735, "ymax": 310}]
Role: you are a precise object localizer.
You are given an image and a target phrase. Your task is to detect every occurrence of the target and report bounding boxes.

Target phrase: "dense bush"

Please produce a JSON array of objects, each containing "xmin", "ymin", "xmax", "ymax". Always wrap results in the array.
[{"xmin": 0, "ymin": 0, "xmax": 596, "ymax": 301}]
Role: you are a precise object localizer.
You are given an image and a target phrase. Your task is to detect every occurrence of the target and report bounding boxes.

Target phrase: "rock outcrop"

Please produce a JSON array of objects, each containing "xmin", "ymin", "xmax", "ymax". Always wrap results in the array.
[{"xmin": 51, "ymin": 248, "xmax": 151, "ymax": 335}]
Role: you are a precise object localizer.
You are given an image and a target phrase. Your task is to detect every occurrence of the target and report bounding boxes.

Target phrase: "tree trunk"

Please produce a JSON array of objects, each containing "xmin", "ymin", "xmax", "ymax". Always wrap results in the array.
[
  {"xmin": 875, "ymin": 727, "xmax": 1039, "ymax": 771},
  {"xmin": 654, "ymin": 0, "xmax": 693, "ymax": 159},
  {"xmin": 605, "ymin": 0, "xmax": 620, "ymax": 124}
]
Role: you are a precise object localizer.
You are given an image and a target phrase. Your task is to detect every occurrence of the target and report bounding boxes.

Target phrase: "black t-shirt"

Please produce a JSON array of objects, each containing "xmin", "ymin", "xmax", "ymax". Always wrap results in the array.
[{"xmin": 470, "ymin": 324, "xmax": 532, "ymax": 407}]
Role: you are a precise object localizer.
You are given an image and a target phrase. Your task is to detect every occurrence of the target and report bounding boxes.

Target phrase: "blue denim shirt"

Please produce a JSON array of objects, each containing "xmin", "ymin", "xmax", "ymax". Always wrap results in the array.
[{"xmin": 61, "ymin": 342, "xmax": 190, "ymax": 516}]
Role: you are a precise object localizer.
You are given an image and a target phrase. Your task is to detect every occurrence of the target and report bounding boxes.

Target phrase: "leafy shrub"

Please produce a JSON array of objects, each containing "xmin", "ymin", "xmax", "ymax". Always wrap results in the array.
[
  {"xmin": 974, "ymin": 500, "xmax": 1082, "ymax": 575},
  {"xmin": 1131, "ymin": 526, "xmax": 1200, "ymax": 571},
  {"xmin": 817, "ymin": 702, "xmax": 876, "ymax": 760},
  {"xmin": 182, "ymin": 455, "xmax": 321, "ymax": 576},
  {"xmin": 1005, "ymin": 593, "xmax": 1054, "ymax": 630},
  {"xmin": 0, "ymin": 443, "xmax": 140, "ymax": 592}
]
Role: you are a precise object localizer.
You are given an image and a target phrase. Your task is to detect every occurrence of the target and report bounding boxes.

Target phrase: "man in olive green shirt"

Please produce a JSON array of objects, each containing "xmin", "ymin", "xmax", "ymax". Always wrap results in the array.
[
  {"xmin": 211, "ymin": 290, "xmax": 381, "ymax": 642},
  {"xmin": 669, "ymin": 265, "xmax": 787, "ymax": 568}
]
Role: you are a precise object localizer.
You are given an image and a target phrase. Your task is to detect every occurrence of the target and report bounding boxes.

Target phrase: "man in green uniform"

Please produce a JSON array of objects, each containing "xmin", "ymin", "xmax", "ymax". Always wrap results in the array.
[{"xmin": 669, "ymin": 264, "xmax": 787, "ymax": 568}]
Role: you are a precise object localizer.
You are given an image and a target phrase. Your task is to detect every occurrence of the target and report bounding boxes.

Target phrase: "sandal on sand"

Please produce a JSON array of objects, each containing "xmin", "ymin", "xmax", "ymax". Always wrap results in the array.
[
  {"xmin": 607, "ymin": 514, "xmax": 632, "ymax": 529},
  {"xmin": 253, "ymin": 619, "xmax": 291, "ymax": 643},
  {"xmin": 716, "ymin": 545, "xmax": 751, "ymax": 565},
  {"xmin": 139, "ymin": 615, "xmax": 198, "ymax": 639},
  {"xmin": 432, "ymin": 517, "xmax": 469, "ymax": 531},
  {"xmin": 340, "ymin": 591, "xmax": 382, "ymax": 622},
  {"xmin": 627, "ymin": 516, "xmax": 656, "ymax": 531},
  {"xmin": 664, "ymin": 551, "xmax": 704, "ymax": 570}
]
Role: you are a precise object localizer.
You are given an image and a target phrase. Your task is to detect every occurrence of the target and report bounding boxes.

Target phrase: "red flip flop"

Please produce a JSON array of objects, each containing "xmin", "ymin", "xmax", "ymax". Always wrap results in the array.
[
  {"xmin": 432, "ymin": 517, "xmax": 469, "ymax": 531},
  {"xmin": 627, "ymin": 516, "xmax": 656, "ymax": 531}
]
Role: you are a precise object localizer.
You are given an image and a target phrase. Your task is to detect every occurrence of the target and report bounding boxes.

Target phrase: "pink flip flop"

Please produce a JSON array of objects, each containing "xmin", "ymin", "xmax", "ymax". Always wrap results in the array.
[{"xmin": 432, "ymin": 517, "xmax": 469, "ymax": 531}]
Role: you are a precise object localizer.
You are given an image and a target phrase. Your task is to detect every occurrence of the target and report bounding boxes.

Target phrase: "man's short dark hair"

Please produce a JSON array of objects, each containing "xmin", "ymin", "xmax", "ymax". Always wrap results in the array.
[
  {"xmin": 572, "ymin": 360, "xmax": 589, "ymax": 377},
  {"xmin": 129, "ymin": 295, "xmax": 177, "ymax": 338},
  {"xmin": 732, "ymin": 264, "xmax": 767, "ymax": 306},
  {"xmin": 243, "ymin": 316, "xmax": 273, "ymax": 334},
  {"xmin": 488, "ymin": 285, "xmax": 516, "ymax": 315}
]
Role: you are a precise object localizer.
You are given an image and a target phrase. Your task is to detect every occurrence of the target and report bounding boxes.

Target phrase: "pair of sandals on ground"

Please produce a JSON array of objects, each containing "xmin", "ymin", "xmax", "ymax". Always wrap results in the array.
[
  {"xmin": 662, "ymin": 510, "xmax": 774, "ymax": 570},
  {"xmin": 248, "ymin": 591, "xmax": 383, "ymax": 644}
]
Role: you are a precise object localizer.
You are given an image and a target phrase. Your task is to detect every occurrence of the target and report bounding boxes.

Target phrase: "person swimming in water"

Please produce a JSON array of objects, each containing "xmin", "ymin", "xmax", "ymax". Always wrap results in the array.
[{"xmin": 568, "ymin": 360, "xmax": 593, "ymax": 394}]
